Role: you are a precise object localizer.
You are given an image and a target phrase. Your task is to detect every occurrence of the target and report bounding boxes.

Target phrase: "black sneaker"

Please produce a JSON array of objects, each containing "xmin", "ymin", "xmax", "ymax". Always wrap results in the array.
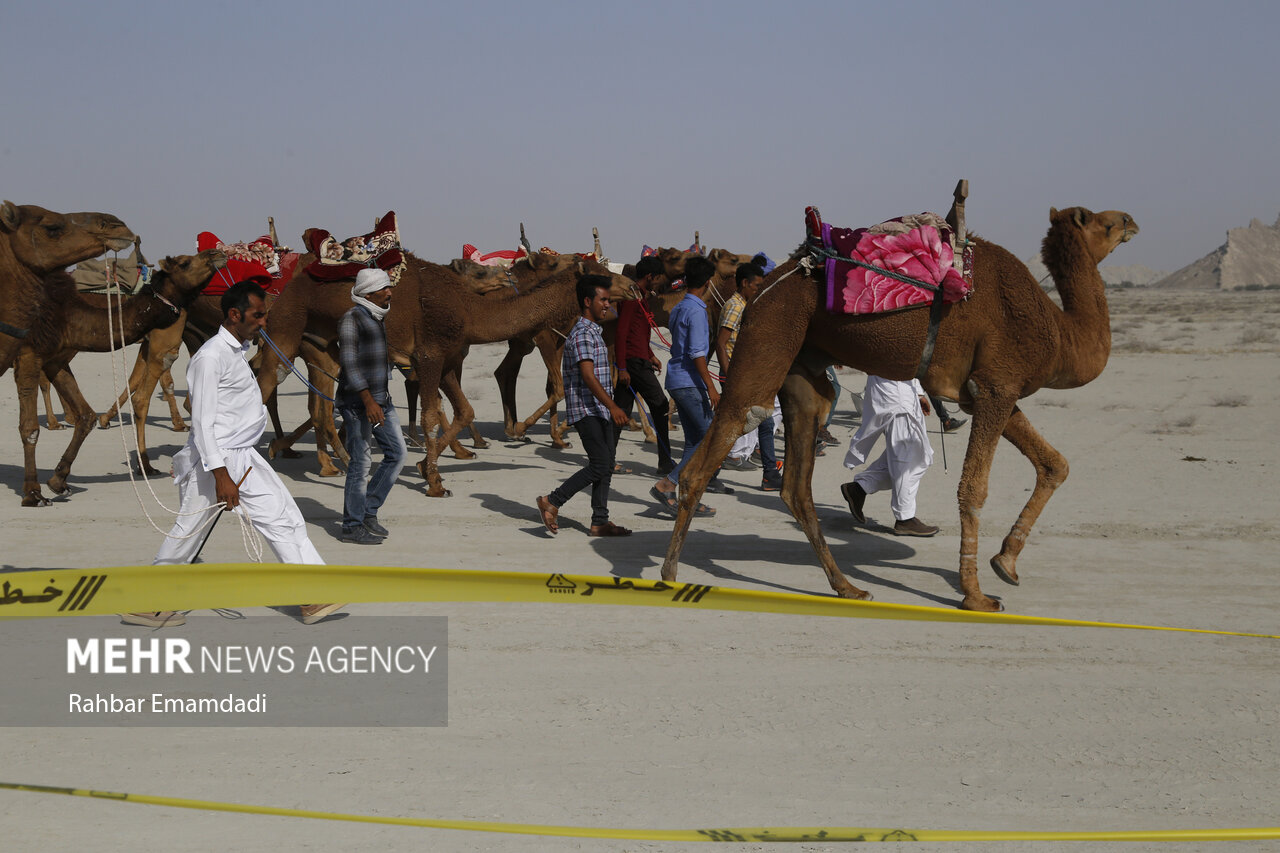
[
  {"xmin": 761, "ymin": 474, "xmax": 782, "ymax": 492},
  {"xmin": 705, "ymin": 479, "xmax": 735, "ymax": 495},
  {"xmin": 363, "ymin": 516, "xmax": 389, "ymax": 538},
  {"xmin": 339, "ymin": 527, "xmax": 382, "ymax": 545}
]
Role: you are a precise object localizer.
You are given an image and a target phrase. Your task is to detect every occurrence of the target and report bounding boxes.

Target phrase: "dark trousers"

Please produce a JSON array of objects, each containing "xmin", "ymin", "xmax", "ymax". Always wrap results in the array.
[
  {"xmin": 612, "ymin": 357, "xmax": 674, "ymax": 470},
  {"xmin": 549, "ymin": 415, "xmax": 615, "ymax": 526}
]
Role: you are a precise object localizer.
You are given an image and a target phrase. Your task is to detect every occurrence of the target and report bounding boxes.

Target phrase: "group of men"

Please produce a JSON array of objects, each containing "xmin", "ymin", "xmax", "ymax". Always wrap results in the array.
[{"xmin": 126, "ymin": 252, "xmax": 959, "ymax": 628}]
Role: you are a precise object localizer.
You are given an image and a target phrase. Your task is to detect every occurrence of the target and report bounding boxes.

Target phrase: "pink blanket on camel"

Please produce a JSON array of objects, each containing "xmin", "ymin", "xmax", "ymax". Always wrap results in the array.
[{"xmin": 806, "ymin": 208, "xmax": 973, "ymax": 314}]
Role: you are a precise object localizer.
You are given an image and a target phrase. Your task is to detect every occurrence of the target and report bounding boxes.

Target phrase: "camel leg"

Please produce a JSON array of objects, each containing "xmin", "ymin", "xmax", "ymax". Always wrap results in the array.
[
  {"xmin": 98, "ymin": 337, "xmax": 150, "ymax": 429},
  {"xmin": 126, "ymin": 346, "xmax": 175, "ymax": 476},
  {"xmin": 159, "ymin": 355, "xmax": 188, "ymax": 431},
  {"xmin": 403, "ymin": 375, "xmax": 421, "ymax": 443},
  {"xmin": 413, "ymin": 357, "xmax": 451, "ymax": 497},
  {"xmin": 452, "ymin": 364, "xmax": 487, "ymax": 450},
  {"xmin": 987, "ymin": 406, "xmax": 1069, "ymax": 586},
  {"xmin": 45, "ymin": 364, "xmax": 98, "ymax": 497},
  {"xmin": 441, "ymin": 369, "xmax": 476, "ymax": 460},
  {"xmin": 40, "ymin": 372, "xmax": 64, "ymax": 430},
  {"xmin": 774, "ymin": 368, "xmax": 871, "ymax": 599},
  {"xmin": 953, "ymin": 379, "xmax": 1020, "ymax": 612},
  {"xmin": 15, "ymin": 349, "xmax": 51, "ymax": 506},
  {"xmin": 495, "ymin": 338, "xmax": 535, "ymax": 440}
]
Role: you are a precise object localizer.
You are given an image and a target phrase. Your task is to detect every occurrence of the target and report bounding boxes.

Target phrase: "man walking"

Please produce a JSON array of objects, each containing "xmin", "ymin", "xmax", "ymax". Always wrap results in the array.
[
  {"xmin": 141, "ymin": 281, "xmax": 342, "ymax": 627},
  {"xmin": 649, "ymin": 255, "xmax": 725, "ymax": 516},
  {"xmin": 612, "ymin": 255, "xmax": 674, "ymax": 476},
  {"xmin": 535, "ymin": 274, "xmax": 631, "ymax": 537},
  {"xmin": 839, "ymin": 375, "xmax": 939, "ymax": 536},
  {"xmin": 336, "ymin": 267, "xmax": 407, "ymax": 545}
]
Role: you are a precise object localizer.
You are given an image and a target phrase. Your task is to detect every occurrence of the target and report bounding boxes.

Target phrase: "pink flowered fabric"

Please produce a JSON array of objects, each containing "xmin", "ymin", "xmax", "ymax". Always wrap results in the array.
[{"xmin": 839, "ymin": 224, "xmax": 970, "ymax": 314}]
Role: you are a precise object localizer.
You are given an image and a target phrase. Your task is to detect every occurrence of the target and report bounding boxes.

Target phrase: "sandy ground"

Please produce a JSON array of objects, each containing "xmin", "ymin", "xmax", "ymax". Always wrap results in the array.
[{"xmin": 1, "ymin": 288, "xmax": 1278, "ymax": 852}]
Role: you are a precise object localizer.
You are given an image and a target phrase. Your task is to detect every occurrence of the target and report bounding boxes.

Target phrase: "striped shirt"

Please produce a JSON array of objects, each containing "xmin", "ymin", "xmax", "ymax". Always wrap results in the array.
[
  {"xmin": 562, "ymin": 315, "xmax": 611, "ymax": 424},
  {"xmin": 718, "ymin": 292, "xmax": 746, "ymax": 363}
]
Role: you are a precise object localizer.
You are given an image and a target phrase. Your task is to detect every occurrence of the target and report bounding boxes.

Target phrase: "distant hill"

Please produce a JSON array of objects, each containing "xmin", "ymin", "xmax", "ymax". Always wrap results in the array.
[
  {"xmin": 1154, "ymin": 214, "xmax": 1280, "ymax": 289},
  {"xmin": 1022, "ymin": 256, "xmax": 1167, "ymax": 289}
]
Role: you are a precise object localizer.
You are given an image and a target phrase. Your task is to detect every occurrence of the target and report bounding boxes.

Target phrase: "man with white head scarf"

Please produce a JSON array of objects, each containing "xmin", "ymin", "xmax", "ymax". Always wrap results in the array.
[
  {"xmin": 839, "ymin": 375, "xmax": 939, "ymax": 537},
  {"xmin": 336, "ymin": 267, "xmax": 407, "ymax": 544}
]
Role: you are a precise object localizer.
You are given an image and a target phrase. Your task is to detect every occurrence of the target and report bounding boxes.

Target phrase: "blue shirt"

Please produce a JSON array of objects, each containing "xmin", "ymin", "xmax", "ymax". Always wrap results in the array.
[
  {"xmin": 664, "ymin": 292, "xmax": 710, "ymax": 391},
  {"xmin": 562, "ymin": 315, "xmax": 611, "ymax": 424}
]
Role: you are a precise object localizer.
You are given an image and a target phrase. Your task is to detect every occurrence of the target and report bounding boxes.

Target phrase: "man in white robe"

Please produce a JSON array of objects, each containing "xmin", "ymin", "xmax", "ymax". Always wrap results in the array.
[
  {"xmin": 839, "ymin": 375, "xmax": 938, "ymax": 536},
  {"xmin": 128, "ymin": 282, "xmax": 342, "ymax": 628}
]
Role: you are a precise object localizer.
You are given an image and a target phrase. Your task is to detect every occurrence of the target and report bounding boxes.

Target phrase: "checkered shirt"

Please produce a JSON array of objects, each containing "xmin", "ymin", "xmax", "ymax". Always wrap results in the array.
[{"xmin": 562, "ymin": 315, "xmax": 611, "ymax": 424}]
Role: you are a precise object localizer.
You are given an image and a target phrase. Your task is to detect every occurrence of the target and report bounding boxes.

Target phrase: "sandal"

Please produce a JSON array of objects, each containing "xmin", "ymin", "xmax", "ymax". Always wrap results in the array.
[
  {"xmin": 588, "ymin": 521, "xmax": 632, "ymax": 537},
  {"xmin": 649, "ymin": 484, "xmax": 677, "ymax": 512},
  {"xmin": 612, "ymin": 462, "xmax": 634, "ymax": 475},
  {"xmin": 693, "ymin": 502, "xmax": 716, "ymax": 517},
  {"xmin": 535, "ymin": 495, "xmax": 559, "ymax": 534}
]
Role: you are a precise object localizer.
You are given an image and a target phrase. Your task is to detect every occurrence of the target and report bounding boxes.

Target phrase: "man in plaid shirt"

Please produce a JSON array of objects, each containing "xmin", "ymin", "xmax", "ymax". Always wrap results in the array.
[{"xmin": 536, "ymin": 275, "xmax": 631, "ymax": 537}]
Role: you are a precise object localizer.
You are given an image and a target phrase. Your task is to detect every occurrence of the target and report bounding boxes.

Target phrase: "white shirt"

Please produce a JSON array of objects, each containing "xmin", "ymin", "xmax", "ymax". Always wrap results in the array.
[{"xmin": 187, "ymin": 325, "xmax": 268, "ymax": 472}]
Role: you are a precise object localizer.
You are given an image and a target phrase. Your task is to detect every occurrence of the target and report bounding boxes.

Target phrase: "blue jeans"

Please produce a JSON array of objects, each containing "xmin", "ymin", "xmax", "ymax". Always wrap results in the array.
[
  {"xmin": 666, "ymin": 385, "xmax": 714, "ymax": 484},
  {"xmin": 339, "ymin": 403, "xmax": 408, "ymax": 532}
]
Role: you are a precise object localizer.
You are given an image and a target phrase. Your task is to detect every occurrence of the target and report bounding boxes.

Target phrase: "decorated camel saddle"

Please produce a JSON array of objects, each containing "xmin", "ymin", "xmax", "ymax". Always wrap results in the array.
[
  {"xmin": 302, "ymin": 211, "xmax": 405, "ymax": 284},
  {"xmin": 196, "ymin": 231, "xmax": 299, "ymax": 296},
  {"xmin": 805, "ymin": 206, "xmax": 973, "ymax": 315}
]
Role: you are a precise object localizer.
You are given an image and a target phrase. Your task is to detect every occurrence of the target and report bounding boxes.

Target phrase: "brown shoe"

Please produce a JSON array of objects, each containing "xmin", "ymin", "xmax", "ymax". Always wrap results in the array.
[
  {"xmin": 121, "ymin": 611, "xmax": 186, "ymax": 628},
  {"xmin": 536, "ymin": 495, "xmax": 559, "ymax": 534},
  {"xmin": 299, "ymin": 603, "xmax": 346, "ymax": 625},
  {"xmin": 893, "ymin": 517, "xmax": 939, "ymax": 537},
  {"xmin": 840, "ymin": 481, "xmax": 866, "ymax": 523},
  {"xmin": 588, "ymin": 521, "xmax": 632, "ymax": 537}
]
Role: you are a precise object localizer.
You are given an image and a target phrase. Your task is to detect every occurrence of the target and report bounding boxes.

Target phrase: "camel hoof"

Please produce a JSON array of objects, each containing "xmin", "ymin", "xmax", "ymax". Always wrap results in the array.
[
  {"xmin": 472, "ymin": 438, "xmax": 489, "ymax": 450},
  {"xmin": 97, "ymin": 417, "xmax": 111, "ymax": 430},
  {"xmin": 318, "ymin": 466, "xmax": 342, "ymax": 478},
  {"xmin": 172, "ymin": 423, "xmax": 188, "ymax": 433},
  {"xmin": 990, "ymin": 554, "xmax": 1020, "ymax": 586},
  {"xmin": 959, "ymin": 595, "xmax": 1004, "ymax": 613},
  {"xmin": 426, "ymin": 486, "xmax": 452, "ymax": 498},
  {"xmin": 46, "ymin": 421, "xmax": 65, "ymax": 431},
  {"xmin": 835, "ymin": 586, "xmax": 874, "ymax": 601},
  {"xmin": 644, "ymin": 434, "xmax": 657, "ymax": 444},
  {"xmin": 453, "ymin": 447, "xmax": 476, "ymax": 460},
  {"xmin": 23, "ymin": 492, "xmax": 52, "ymax": 507},
  {"xmin": 552, "ymin": 440, "xmax": 573, "ymax": 450}
]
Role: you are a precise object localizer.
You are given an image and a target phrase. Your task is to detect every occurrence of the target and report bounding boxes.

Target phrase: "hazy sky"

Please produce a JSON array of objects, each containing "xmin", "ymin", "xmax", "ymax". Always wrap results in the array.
[{"xmin": 5, "ymin": 0, "xmax": 1279, "ymax": 273}]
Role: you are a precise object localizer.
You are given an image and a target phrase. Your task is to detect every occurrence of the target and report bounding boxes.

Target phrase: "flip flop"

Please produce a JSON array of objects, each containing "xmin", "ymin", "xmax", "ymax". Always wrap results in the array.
[
  {"xmin": 535, "ymin": 495, "xmax": 559, "ymax": 534},
  {"xmin": 588, "ymin": 521, "xmax": 632, "ymax": 537},
  {"xmin": 612, "ymin": 462, "xmax": 634, "ymax": 475},
  {"xmin": 649, "ymin": 484, "xmax": 677, "ymax": 512}
]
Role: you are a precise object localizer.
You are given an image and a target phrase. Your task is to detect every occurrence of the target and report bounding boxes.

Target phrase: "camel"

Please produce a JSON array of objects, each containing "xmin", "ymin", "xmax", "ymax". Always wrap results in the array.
[
  {"xmin": 0, "ymin": 202, "xmax": 134, "ymax": 375},
  {"xmin": 412, "ymin": 260, "xmax": 634, "ymax": 496},
  {"xmin": 658, "ymin": 205, "xmax": 1137, "ymax": 612},
  {"xmin": 255, "ymin": 250, "xmax": 589, "ymax": 475},
  {"xmin": 12, "ymin": 250, "xmax": 226, "ymax": 505}
]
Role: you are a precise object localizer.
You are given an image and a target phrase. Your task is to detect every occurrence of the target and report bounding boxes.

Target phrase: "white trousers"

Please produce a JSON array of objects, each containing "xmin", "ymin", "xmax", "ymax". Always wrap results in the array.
[
  {"xmin": 852, "ymin": 436, "xmax": 929, "ymax": 521},
  {"xmin": 153, "ymin": 447, "xmax": 324, "ymax": 565}
]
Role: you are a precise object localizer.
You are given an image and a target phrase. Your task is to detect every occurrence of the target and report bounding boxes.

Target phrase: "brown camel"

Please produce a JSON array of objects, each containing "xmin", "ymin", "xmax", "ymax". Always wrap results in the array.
[
  {"xmin": 658, "ymin": 206, "xmax": 1137, "ymax": 612},
  {"xmin": 413, "ymin": 260, "xmax": 634, "ymax": 496},
  {"xmin": 255, "ymin": 250, "xmax": 588, "ymax": 475},
  {"xmin": 0, "ymin": 202, "xmax": 134, "ymax": 375},
  {"xmin": 12, "ymin": 250, "xmax": 226, "ymax": 505}
]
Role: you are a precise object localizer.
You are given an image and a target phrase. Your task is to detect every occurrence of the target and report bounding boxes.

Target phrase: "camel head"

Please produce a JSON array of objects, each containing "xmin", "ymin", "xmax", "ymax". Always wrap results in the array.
[
  {"xmin": 1047, "ymin": 207, "xmax": 1139, "ymax": 264},
  {"xmin": 153, "ymin": 248, "xmax": 228, "ymax": 309},
  {"xmin": 707, "ymin": 248, "xmax": 756, "ymax": 278},
  {"xmin": 448, "ymin": 258, "xmax": 518, "ymax": 294},
  {"xmin": 0, "ymin": 201, "xmax": 134, "ymax": 273}
]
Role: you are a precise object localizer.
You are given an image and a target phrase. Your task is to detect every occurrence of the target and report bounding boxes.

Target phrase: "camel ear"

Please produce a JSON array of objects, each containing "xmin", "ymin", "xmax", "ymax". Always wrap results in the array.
[
  {"xmin": 1072, "ymin": 208, "xmax": 1091, "ymax": 227},
  {"xmin": 159, "ymin": 256, "xmax": 177, "ymax": 273},
  {"xmin": 1049, "ymin": 207, "xmax": 1060, "ymax": 220},
  {"xmin": 0, "ymin": 201, "xmax": 19, "ymax": 232}
]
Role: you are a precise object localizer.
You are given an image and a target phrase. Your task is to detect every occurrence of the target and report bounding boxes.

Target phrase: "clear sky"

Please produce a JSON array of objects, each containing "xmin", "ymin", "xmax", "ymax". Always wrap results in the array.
[{"xmin": 5, "ymin": 0, "xmax": 1278, "ymax": 273}]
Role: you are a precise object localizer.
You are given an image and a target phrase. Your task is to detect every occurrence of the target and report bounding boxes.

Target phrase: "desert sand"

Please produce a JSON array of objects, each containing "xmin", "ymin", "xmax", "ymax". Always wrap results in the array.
[{"xmin": 1, "ymin": 288, "xmax": 1277, "ymax": 851}]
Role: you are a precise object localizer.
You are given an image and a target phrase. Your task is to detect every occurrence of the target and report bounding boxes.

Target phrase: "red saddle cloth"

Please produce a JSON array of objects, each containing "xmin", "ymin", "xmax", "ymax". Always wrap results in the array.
[
  {"xmin": 805, "ymin": 207, "xmax": 973, "ymax": 315},
  {"xmin": 196, "ymin": 231, "xmax": 276, "ymax": 296},
  {"xmin": 303, "ymin": 211, "xmax": 404, "ymax": 282}
]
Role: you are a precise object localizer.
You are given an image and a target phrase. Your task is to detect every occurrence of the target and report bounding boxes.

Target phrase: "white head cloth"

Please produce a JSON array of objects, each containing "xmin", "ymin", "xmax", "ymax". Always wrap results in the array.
[{"xmin": 351, "ymin": 268, "xmax": 394, "ymax": 320}]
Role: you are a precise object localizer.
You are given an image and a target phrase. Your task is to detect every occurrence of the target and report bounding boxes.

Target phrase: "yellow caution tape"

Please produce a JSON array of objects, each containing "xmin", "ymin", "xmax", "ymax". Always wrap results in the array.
[
  {"xmin": 0, "ymin": 563, "xmax": 1276, "ymax": 639},
  {"xmin": 1, "ymin": 781, "xmax": 1277, "ymax": 842}
]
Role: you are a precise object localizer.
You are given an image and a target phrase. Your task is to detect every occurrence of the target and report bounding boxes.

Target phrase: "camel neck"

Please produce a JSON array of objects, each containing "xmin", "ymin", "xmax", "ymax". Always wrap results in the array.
[
  {"xmin": 1041, "ymin": 225, "xmax": 1111, "ymax": 388},
  {"xmin": 62, "ymin": 288, "xmax": 174, "ymax": 352}
]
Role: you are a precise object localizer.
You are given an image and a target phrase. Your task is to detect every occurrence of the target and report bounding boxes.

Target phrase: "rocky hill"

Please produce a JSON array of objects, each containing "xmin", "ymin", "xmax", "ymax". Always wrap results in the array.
[{"xmin": 1154, "ymin": 214, "xmax": 1280, "ymax": 289}]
